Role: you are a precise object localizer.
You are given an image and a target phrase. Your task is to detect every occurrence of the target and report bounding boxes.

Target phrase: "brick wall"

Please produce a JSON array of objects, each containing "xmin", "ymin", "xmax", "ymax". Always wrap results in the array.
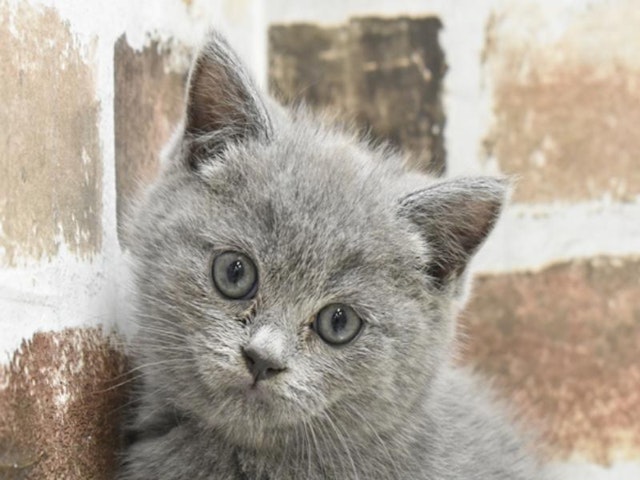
[{"xmin": 1, "ymin": 1, "xmax": 638, "ymax": 478}]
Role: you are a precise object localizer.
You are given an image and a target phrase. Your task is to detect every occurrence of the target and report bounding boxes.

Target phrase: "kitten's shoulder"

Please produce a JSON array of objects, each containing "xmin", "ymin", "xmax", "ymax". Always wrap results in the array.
[
  {"xmin": 422, "ymin": 365, "xmax": 548, "ymax": 480},
  {"xmin": 118, "ymin": 419, "xmax": 236, "ymax": 480}
]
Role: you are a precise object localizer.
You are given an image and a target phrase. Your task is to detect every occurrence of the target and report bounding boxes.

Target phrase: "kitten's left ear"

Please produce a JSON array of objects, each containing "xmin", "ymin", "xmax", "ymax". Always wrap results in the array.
[
  {"xmin": 399, "ymin": 177, "xmax": 507, "ymax": 287},
  {"xmin": 183, "ymin": 31, "xmax": 273, "ymax": 167}
]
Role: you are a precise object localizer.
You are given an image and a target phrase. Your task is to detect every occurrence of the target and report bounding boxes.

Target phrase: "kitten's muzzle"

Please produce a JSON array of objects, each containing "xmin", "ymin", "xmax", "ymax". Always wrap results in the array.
[{"xmin": 242, "ymin": 345, "xmax": 287, "ymax": 382}]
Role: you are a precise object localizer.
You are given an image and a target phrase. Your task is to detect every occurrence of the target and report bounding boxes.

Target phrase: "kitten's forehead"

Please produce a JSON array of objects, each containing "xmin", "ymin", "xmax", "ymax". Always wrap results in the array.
[
  {"xmin": 228, "ymin": 138, "xmax": 402, "ymax": 241},
  {"xmin": 204, "ymin": 131, "xmax": 419, "ymax": 297}
]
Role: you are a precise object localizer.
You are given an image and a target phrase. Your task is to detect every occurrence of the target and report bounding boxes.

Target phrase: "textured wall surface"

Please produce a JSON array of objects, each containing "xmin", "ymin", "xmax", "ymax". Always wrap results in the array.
[
  {"xmin": 0, "ymin": 0, "xmax": 638, "ymax": 478},
  {"xmin": 484, "ymin": 1, "xmax": 640, "ymax": 203},
  {"xmin": 0, "ymin": 2, "xmax": 102, "ymax": 266},
  {"xmin": 0, "ymin": 0, "xmax": 216, "ymax": 477},
  {"xmin": 470, "ymin": 2, "xmax": 640, "ymax": 471},
  {"xmin": 0, "ymin": 329, "xmax": 128, "ymax": 479},
  {"xmin": 463, "ymin": 258, "xmax": 640, "ymax": 463},
  {"xmin": 114, "ymin": 36, "xmax": 187, "ymax": 238},
  {"xmin": 269, "ymin": 16, "xmax": 446, "ymax": 174}
]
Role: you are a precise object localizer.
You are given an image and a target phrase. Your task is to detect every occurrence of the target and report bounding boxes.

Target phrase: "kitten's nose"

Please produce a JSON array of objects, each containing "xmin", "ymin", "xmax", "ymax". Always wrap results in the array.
[{"xmin": 242, "ymin": 345, "xmax": 286, "ymax": 382}]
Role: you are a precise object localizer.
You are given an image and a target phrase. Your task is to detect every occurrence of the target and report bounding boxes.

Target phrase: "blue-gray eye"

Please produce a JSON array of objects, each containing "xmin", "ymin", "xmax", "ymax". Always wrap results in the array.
[
  {"xmin": 314, "ymin": 304, "xmax": 362, "ymax": 345},
  {"xmin": 212, "ymin": 251, "xmax": 258, "ymax": 300}
]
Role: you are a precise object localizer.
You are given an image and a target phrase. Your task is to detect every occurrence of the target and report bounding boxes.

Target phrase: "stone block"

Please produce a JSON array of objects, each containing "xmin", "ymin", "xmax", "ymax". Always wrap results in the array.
[
  {"xmin": 114, "ymin": 36, "xmax": 187, "ymax": 241},
  {"xmin": 0, "ymin": 328, "xmax": 128, "ymax": 479},
  {"xmin": 0, "ymin": 2, "xmax": 102, "ymax": 265},
  {"xmin": 484, "ymin": 2, "xmax": 640, "ymax": 203},
  {"xmin": 461, "ymin": 257, "xmax": 640, "ymax": 463},
  {"xmin": 269, "ymin": 17, "xmax": 446, "ymax": 175}
]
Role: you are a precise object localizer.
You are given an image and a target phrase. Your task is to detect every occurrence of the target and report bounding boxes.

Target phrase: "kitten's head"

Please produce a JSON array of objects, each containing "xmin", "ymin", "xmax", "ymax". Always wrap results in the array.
[{"xmin": 127, "ymin": 33, "xmax": 505, "ymax": 448}]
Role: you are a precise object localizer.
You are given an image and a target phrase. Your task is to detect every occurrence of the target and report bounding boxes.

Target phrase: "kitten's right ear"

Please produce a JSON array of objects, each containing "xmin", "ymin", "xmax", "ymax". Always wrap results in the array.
[
  {"xmin": 182, "ymin": 31, "xmax": 273, "ymax": 168},
  {"xmin": 399, "ymin": 177, "xmax": 507, "ymax": 288}
]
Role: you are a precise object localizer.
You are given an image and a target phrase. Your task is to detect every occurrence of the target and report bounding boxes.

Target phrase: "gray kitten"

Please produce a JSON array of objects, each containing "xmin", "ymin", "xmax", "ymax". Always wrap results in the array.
[{"xmin": 120, "ymin": 32, "xmax": 548, "ymax": 479}]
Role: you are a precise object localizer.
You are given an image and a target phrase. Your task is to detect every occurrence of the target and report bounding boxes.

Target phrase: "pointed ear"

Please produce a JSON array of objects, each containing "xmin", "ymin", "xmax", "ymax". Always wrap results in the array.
[
  {"xmin": 183, "ymin": 32, "xmax": 273, "ymax": 167},
  {"xmin": 399, "ymin": 177, "xmax": 507, "ymax": 287}
]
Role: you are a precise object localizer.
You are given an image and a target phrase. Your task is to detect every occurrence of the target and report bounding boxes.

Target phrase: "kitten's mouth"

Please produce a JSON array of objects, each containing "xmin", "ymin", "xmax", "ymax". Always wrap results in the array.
[
  {"xmin": 232, "ymin": 377, "xmax": 279, "ymax": 406},
  {"xmin": 245, "ymin": 383, "xmax": 271, "ymax": 402}
]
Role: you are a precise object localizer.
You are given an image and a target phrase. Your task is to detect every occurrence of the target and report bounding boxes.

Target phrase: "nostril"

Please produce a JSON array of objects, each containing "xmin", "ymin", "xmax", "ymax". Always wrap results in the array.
[
  {"xmin": 241, "ymin": 348, "xmax": 255, "ymax": 367},
  {"xmin": 241, "ymin": 346, "xmax": 286, "ymax": 382}
]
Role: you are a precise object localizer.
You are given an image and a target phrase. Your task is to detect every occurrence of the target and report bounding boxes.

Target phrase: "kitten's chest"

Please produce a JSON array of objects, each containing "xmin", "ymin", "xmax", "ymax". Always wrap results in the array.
[
  {"xmin": 233, "ymin": 448, "xmax": 311, "ymax": 480},
  {"xmin": 232, "ymin": 442, "xmax": 411, "ymax": 480}
]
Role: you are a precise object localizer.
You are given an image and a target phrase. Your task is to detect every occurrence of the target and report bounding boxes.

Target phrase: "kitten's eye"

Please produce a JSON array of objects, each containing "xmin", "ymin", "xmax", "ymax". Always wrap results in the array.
[
  {"xmin": 212, "ymin": 251, "xmax": 258, "ymax": 300},
  {"xmin": 313, "ymin": 304, "xmax": 363, "ymax": 346}
]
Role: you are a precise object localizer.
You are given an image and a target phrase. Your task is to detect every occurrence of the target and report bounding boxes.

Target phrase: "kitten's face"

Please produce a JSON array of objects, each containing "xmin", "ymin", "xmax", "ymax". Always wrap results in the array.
[
  {"xmin": 128, "ymin": 33, "xmax": 503, "ymax": 448},
  {"xmin": 132, "ymin": 128, "xmax": 449, "ymax": 446}
]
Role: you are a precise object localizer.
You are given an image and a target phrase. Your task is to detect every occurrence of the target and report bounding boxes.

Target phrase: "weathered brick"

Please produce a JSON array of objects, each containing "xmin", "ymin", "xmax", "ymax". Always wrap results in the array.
[
  {"xmin": 461, "ymin": 257, "xmax": 640, "ymax": 463},
  {"xmin": 269, "ymin": 24, "xmax": 347, "ymax": 109},
  {"xmin": 0, "ymin": 328, "xmax": 128, "ymax": 479},
  {"xmin": 0, "ymin": 2, "xmax": 102, "ymax": 265},
  {"xmin": 114, "ymin": 36, "xmax": 187, "ymax": 240},
  {"xmin": 484, "ymin": 3, "xmax": 640, "ymax": 203},
  {"xmin": 269, "ymin": 17, "xmax": 446, "ymax": 175}
]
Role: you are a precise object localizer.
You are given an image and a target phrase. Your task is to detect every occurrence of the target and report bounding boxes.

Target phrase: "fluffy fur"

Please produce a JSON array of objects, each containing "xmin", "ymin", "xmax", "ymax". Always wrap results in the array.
[{"xmin": 119, "ymin": 32, "xmax": 548, "ymax": 479}]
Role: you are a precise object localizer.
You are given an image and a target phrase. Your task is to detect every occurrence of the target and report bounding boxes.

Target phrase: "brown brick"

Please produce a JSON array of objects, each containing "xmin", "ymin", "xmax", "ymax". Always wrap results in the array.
[
  {"xmin": 484, "ymin": 4, "xmax": 640, "ymax": 203},
  {"xmin": 269, "ymin": 17, "xmax": 446, "ymax": 175},
  {"xmin": 0, "ymin": 328, "xmax": 129, "ymax": 479},
  {"xmin": 114, "ymin": 36, "xmax": 187, "ymax": 240},
  {"xmin": 0, "ymin": 2, "xmax": 102, "ymax": 266},
  {"xmin": 460, "ymin": 257, "xmax": 640, "ymax": 463}
]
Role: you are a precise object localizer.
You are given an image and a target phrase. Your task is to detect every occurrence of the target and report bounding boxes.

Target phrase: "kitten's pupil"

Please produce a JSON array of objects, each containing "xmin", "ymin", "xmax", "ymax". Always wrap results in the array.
[
  {"xmin": 212, "ymin": 251, "xmax": 258, "ymax": 300},
  {"xmin": 331, "ymin": 308, "xmax": 347, "ymax": 333},
  {"xmin": 227, "ymin": 260, "xmax": 245, "ymax": 284},
  {"xmin": 315, "ymin": 304, "xmax": 362, "ymax": 345}
]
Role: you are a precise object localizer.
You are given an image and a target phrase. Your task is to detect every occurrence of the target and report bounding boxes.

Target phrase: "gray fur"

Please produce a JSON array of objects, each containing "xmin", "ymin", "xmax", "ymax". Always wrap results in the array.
[{"xmin": 119, "ymin": 32, "xmax": 548, "ymax": 479}]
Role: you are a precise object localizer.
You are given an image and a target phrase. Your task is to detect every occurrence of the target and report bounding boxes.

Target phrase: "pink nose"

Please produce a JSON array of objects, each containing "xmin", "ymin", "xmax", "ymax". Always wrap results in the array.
[{"xmin": 242, "ymin": 345, "xmax": 286, "ymax": 381}]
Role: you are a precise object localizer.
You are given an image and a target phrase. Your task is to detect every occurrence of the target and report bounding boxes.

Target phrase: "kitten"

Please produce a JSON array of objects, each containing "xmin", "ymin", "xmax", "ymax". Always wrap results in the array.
[{"xmin": 119, "ymin": 32, "xmax": 548, "ymax": 479}]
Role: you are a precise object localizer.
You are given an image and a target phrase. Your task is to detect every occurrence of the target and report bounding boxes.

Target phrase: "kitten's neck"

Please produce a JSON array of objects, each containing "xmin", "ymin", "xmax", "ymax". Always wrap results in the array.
[
  {"xmin": 228, "ymin": 397, "xmax": 429, "ymax": 479},
  {"xmin": 232, "ymin": 419, "xmax": 421, "ymax": 479}
]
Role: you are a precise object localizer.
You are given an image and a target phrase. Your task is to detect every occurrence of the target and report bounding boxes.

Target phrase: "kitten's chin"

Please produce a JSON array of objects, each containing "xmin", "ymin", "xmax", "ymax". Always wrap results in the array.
[
  {"xmin": 201, "ymin": 380, "xmax": 305, "ymax": 440},
  {"xmin": 210, "ymin": 386, "xmax": 304, "ymax": 450}
]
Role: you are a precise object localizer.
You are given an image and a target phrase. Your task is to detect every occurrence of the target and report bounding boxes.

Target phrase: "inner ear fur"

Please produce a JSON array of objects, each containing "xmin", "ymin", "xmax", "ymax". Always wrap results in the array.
[
  {"xmin": 183, "ymin": 31, "xmax": 273, "ymax": 167},
  {"xmin": 399, "ymin": 177, "xmax": 507, "ymax": 286}
]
